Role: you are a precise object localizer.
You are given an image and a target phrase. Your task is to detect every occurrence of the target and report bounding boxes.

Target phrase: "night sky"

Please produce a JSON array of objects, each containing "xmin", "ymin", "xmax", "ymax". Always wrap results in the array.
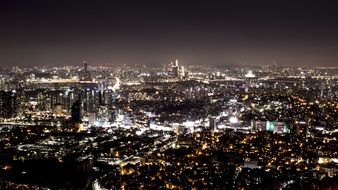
[{"xmin": 1, "ymin": 0, "xmax": 338, "ymax": 67}]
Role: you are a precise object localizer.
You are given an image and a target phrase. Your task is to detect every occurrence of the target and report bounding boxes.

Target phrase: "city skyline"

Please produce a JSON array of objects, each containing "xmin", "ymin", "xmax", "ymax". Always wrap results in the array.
[
  {"xmin": 1, "ymin": 1, "xmax": 338, "ymax": 188},
  {"xmin": 0, "ymin": 61, "xmax": 337, "ymax": 189},
  {"xmin": 1, "ymin": 0, "xmax": 338, "ymax": 67}
]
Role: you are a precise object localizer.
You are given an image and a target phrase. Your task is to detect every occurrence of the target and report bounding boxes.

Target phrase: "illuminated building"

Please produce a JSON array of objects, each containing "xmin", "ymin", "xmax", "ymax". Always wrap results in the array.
[
  {"xmin": 0, "ymin": 91, "xmax": 19, "ymax": 118},
  {"xmin": 295, "ymin": 121, "xmax": 308, "ymax": 137},
  {"xmin": 209, "ymin": 116, "xmax": 218, "ymax": 131},
  {"xmin": 169, "ymin": 59, "xmax": 186, "ymax": 78},
  {"xmin": 81, "ymin": 61, "xmax": 92, "ymax": 81},
  {"xmin": 172, "ymin": 65, "xmax": 179, "ymax": 77},
  {"xmin": 88, "ymin": 112, "xmax": 96, "ymax": 126},
  {"xmin": 244, "ymin": 70, "xmax": 256, "ymax": 78},
  {"xmin": 266, "ymin": 121, "xmax": 290, "ymax": 134}
]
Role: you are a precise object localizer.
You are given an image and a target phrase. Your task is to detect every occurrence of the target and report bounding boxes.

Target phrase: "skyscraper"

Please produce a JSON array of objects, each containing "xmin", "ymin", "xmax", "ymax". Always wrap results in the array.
[
  {"xmin": 0, "ymin": 91, "xmax": 19, "ymax": 118},
  {"xmin": 169, "ymin": 59, "xmax": 186, "ymax": 78},
  {"xmin": 71, "ymin": 100, "xmax": 82, "ymax": 123},
  {"xmin": 81, "ymin": 61, "xmax": 92, "ymax": 81}
]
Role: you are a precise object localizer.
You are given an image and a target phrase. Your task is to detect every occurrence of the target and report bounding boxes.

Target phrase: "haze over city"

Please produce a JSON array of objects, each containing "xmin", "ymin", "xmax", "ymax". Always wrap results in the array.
[
  {"xmin": 1, "ymin": 0, "xmax": 338, "ymax": 67},
  {"xmin": 1, "ymin": 1, "xmax": 338, "ymax": 190}
]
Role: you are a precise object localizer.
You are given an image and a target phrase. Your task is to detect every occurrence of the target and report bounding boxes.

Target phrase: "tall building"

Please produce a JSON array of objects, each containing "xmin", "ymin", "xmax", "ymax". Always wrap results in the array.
[
  {"xmin": 209, "ymin": 116, "xmax": 218, "ymax": 131},
  {"xmin": 295, "ymin": 121, "xmax": 308, "ymax": 138},
  {"xmin": 172, "ymin": 66, "xmax": 179, "ymax": 77},
  {"xmin": 81, "ymin": 61, "xmax": 92, "ymax": 81},
  {"xmin": 174, "ymin": 59, "xmax": 179, "ymax": 67},
  {"xmin": 71, "ymin": 100, "xmax": 82, "ymax": 123},
  {"xmin": 170, "ymin": 59, "xmax": 186, "ymax": 78},
  {"xmin": 82, "ymin": 89, "xmax": 94, "ymax": 114},
  {"xmin": 0, "ymin": 91, "xmax": 19, "ymax": 118},
  {"xmin": 88, "ymin": 112, "xmax": 96, "ymax": 126}
]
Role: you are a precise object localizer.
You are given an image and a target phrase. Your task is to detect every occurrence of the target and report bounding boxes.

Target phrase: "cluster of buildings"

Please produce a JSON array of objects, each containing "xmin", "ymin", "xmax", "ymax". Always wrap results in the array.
[{"xmin": 0, "ymin": 62, "xmax": 337, "ymax": 189}]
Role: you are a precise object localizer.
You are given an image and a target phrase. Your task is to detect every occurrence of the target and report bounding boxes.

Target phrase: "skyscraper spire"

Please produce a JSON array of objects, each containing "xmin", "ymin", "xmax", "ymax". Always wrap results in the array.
[{"xmin": 84, "ymin": 60, "xmax": 88, "ymax": 73}]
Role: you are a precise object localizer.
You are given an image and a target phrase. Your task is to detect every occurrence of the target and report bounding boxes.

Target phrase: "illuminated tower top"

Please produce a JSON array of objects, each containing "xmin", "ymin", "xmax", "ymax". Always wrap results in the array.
[{"xmin": 174, "ymin": 59, "xmax": 179, "ymax": 67}]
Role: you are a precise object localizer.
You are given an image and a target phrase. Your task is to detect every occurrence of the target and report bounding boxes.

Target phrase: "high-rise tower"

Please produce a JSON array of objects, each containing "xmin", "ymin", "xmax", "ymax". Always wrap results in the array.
[
  {"xmin": 71, "ymin": 100, "xmax": 82, "ymax": 123},
  {"xmin": 81, "ymin": 61, "xmax": 92, "ymax": 81}
]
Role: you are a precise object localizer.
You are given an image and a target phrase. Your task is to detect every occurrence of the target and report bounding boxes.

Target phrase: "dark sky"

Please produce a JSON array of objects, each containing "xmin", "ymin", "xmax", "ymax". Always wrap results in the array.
[{"xmin": 1, "ymin": 0, "xmax": 338, "ymax": 67}]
